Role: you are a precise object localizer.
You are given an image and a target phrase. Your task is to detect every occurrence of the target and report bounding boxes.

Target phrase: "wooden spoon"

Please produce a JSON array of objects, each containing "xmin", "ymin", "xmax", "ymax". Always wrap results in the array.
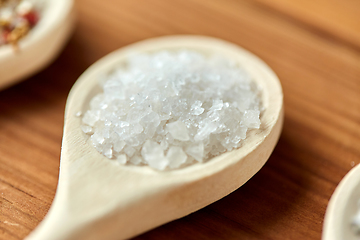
[
  {"xmin": 323, "ymin": 164, "xmax": 360, "ymax": 240},
  {"xmin": 0, "ymin": 0, "xmax": 75, "ymax": 90},
  {"xmin": 25, "ymin": 35, "xmax": 284, "ymax": 240}
]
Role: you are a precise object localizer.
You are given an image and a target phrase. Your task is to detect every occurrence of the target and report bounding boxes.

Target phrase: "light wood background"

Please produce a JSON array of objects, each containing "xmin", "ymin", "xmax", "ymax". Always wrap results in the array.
[{"xmin": 1, "ymin": 0, "xmax": 359, "ymax": 239}]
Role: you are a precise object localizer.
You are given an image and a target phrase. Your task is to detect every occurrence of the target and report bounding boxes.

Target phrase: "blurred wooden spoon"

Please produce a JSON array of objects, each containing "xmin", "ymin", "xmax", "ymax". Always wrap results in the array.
[
  {"xmin": 323, "ymin": 164, "xmax": 360, "ymax": 240},
  {"xmin": 0, "ymin": 0, "xmax": 75, "ymax": 90}
]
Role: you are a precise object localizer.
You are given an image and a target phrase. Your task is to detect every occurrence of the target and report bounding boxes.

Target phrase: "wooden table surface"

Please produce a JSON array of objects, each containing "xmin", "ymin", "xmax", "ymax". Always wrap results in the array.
[{"xmin": 1, "ymin": 0, "xmax": 360, "ymax": 239}]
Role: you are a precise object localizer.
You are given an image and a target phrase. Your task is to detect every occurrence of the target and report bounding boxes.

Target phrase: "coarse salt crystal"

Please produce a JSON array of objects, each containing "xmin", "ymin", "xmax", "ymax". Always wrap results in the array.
[
  {"xmin": 167, "ymin": 146, "xmax": 188, "ymax": 168},
  {"xmin": 186, "ymin": 142, "xmax": 204, "ymax": 162},
  {"xmin": 81, "ymin": 50, "xmax": 262, "ymax": 170},
  {"xmin": 117, "ymin": 154, "xmax": 127, "ymax": 164},
  {"xmin": 167, "ymin": 120, "xmax": 190, "ymax": 141},
  {"xmin": 130, "ymin": 155, "xmax": 142, "ymax": 165},
  {"xmin": 81, "ymin": 125, "xmax": 93, "ymax": 134}
]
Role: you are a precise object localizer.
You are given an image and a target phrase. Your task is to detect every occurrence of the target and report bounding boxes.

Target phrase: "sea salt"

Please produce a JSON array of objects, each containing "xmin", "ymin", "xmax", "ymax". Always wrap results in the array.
[
  {"xmin": 81, "ymin": 50, "xmax": 262, "ymax": 170},
  {"xmin": 167, "ymin": 121, "xmax": 190, "ymax": 141}
]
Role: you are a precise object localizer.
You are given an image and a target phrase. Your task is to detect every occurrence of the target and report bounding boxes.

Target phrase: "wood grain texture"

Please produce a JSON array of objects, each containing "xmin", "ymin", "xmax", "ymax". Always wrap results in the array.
[
  {"xmin": 254, "ymin": 0, "xmax": 360, "ymax": 50},
  {"xmin": 0, "ymin": 0, "xmax": 359, "ymax": 239}
]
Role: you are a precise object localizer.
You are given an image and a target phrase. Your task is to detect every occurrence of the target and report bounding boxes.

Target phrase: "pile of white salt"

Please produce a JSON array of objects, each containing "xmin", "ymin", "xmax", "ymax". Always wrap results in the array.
[{"xmin": 81, "ymin": 50, "xmax": 262, "ymax": 170}]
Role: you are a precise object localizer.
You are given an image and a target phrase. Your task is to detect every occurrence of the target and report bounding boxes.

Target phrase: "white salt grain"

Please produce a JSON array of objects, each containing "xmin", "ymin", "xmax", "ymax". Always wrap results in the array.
[
  {"xmin": 117, "ymin": 154, "xmax": 127, "ymax": 164},
  {"xmin": 186, "ymin": 142, "xmax": 204, "ymax": 162},
  {"xmin": 141, "ymin": 140, "xmax": 168, "ymax": 170},
  {"xmin": 114, "ymin": 140, "xmax": 126, "ymax": 152},
  {"xmin": 210, "ymin": 99, "xmax": 223, "ymax": 111},
  {"xmin": 82, "ymin": 111, "xmax": 99, "ymax": 126},
  {"xmin": 167, "ymin": 146, "xmax": 188, "ymax": 169},
  {"xmin": 190, "ymin": 101, "xmax": 204, "ymax": 116},
  {"xmin": 167, "ymin": 121, "xmax": 190, "ymax": 141},
  {"xmin": 81, "ymin": 125, "xmax": 92, "ymax": 134},
  {"xmin": 130, "ymin": 155, "xmax": 142, "ymax": 165},
  {"xmin": 194, "ymin": 122, "xmax": 218, "ymax": 141},
  {"xmin": 81, "ymin": 50, "xmax": 262, "ymax": 170},
  {"xmin": 103, "ymin": 145, "xmax": 113, "ymax": 159},
  {"xmin": 124, "ymin": 145, "xmax": 136, "ymax": 157},
  {"xmin": 243, "ymin": 110, "xmax": 261, "ymax": 129}
]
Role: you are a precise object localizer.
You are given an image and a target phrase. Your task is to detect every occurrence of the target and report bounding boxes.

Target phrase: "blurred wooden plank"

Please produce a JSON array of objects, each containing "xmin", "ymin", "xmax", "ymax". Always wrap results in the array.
[{"xmin": 255, "ymin": 0, "xmax": 360, "ymax": 49}]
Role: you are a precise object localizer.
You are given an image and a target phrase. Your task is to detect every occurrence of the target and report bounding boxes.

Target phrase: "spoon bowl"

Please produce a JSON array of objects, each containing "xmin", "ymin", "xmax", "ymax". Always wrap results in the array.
[
  {"xmin": 0, "ymin": 0, "xmax": 75, "ymax": 90},
  {"xmin": 26, "ymin": 35, "xmax": 284, "ymax": 240}
]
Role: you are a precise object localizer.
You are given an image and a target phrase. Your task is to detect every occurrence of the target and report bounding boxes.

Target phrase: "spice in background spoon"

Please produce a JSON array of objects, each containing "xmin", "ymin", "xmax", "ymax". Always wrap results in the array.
[{"xmin": 0, "ymin": 0, "xmax": 39, "ymax": 48}]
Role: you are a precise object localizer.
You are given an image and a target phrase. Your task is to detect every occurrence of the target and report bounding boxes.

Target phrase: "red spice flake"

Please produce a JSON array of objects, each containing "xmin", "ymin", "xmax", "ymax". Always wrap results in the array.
[{"xmin": 22, "ymin": 10, "xmax": 38, "ymax": 26}]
